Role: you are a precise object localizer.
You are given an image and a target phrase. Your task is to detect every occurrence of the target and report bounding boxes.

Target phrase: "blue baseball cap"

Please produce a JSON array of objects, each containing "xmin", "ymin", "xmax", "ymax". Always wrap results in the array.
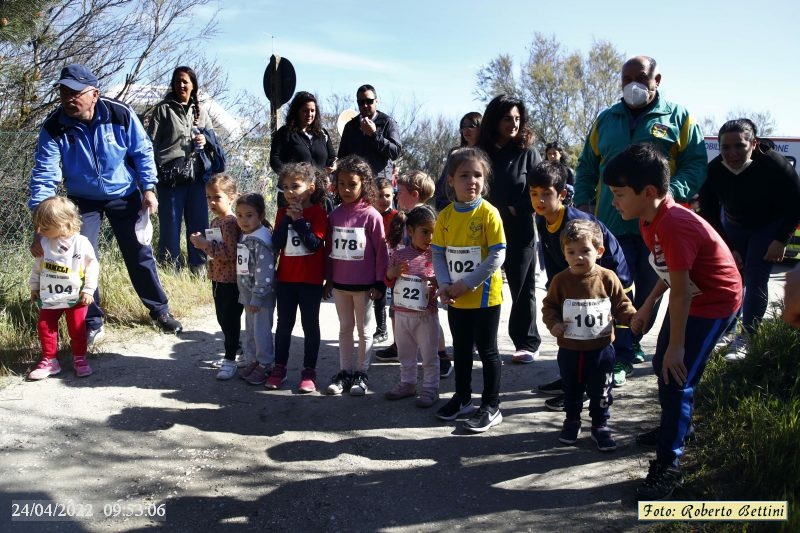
[{"xmin": 55, "ymin": 64, "xmax": 99, "ymax": 91}]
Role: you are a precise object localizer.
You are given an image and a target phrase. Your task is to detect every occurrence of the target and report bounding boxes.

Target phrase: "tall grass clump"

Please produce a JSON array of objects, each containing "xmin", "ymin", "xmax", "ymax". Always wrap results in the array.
[
  {"xmin": 0, "ymin": 242, "xmax": 212, "ymax": 375},
  {"xmin": 692, "ymin": 306, "xmax": 800, "ymax": 531}
]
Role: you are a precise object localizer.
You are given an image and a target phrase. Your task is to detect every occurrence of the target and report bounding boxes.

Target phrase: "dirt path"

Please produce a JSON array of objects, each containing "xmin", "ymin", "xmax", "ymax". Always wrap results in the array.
[{"xmin": 0, "ymin": 268, "xmax": 789, "ymax": 532}]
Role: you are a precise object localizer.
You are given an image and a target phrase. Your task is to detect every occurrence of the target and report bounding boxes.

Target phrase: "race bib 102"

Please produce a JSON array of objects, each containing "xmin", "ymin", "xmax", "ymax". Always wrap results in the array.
[{"xmin": 445, "ymin": 246, "xmax": 481, "ymax": 282}]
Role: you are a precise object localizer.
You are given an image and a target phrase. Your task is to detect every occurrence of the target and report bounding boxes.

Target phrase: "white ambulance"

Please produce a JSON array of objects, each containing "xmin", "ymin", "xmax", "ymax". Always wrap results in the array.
[{"xmin": 704, "ymin": 136, "xmax": 800, "ymax": 258}]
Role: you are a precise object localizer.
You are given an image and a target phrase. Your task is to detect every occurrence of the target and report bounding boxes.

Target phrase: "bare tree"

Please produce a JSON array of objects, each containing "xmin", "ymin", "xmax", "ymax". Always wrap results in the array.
[
  {"xmin": 475, "ymin": 34, "xmax": 623, "ymax": 150},
  {"xmin": 0, "ymin": 0, "xmax": 221, "ymax": 130},
  {"xmin": 725, "ymin": 109, "xmax": 777, "ymax": 137},
  {"xmin": 399, "ymin": 114, "xmax": 460, "ymax": 178}
]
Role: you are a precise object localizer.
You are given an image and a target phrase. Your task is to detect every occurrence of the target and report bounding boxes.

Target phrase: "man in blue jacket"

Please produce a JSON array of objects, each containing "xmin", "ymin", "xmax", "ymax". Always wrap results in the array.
[
  {"xmin": 574, "ymin": 55, "xmax": 706, "ymax": 387},
  {"xmin": 29, "ymin": 64, "xmax": 182, "ymax": 344}
]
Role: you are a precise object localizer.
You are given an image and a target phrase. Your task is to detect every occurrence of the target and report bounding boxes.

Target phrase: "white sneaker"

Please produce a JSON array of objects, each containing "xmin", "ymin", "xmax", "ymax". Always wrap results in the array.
[
  {"xmin": 723, "ymin": 336, "xmax": 747, "ymax": 361},
  {"xmin": 715, "ymin": 332, "xmax": 736, "ymax": 348},
  {"xmin": 87, "ymin": 326, "xmax": 105, "ymax": 349},
  {"xmin": 216, "ymin": 359, "xmax": 238, "ymax": 380}
]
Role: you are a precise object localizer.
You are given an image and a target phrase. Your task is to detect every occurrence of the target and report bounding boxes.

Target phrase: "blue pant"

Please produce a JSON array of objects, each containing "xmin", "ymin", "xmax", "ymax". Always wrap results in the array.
[
  {"xmin": 275, "ymin": 282, "xmax": 323, "ymax": 369},
  {"xmin": 653, "ymin": 312, "xmax": 735, "ymax": 467},
  {"xmin": 557, "ymin": 345, "xmax": 614, "ymax": 426},
  {"xmin": 71, "ymin": 192, "xmax": 170, "ymax": 331},
  {"xmin": 722, "ymin": 218, "xmax": 781, "ymax": 333},
  {"xmin": 617, "ymin": 234, "xmax": 662, "ymax": 362},
  {"xmin": 156, "ymin": 178, "xmax": 208, "ymax": 268}
]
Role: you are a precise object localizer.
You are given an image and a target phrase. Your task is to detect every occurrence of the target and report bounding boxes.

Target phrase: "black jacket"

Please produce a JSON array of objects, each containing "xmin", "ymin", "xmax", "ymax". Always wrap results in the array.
[
  {"xmin": 269, "ymin": 125, "xmax": 336, "ymax": 174},
  {"xmin": 337, "ymin": 111, "xmax": 402, "ymax": 176},
  {"xmin": 485, "ymin": 144, "xmax": 541, "ymax": 246}
]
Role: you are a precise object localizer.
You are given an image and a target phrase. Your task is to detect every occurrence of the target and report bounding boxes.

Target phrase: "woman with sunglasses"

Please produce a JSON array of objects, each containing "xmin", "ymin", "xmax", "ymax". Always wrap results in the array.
[
  {"xmin": 434, "ymin": 112, "xmax": 482, "ymax": 210},
  {"xmin": 270, "ymin": 91, "xmax": 337, "ymax": 208},
  {"xmin": 478, "ymin": 94, "xmax": 542, "ymax": 364}
]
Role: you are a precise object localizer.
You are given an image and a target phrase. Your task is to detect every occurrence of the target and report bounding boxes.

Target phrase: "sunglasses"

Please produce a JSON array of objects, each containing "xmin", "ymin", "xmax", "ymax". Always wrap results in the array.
[
  {"xmin": 460, "ymin": 123, "xmax": 479, "ymax": 130},
  {"xmin": 357, "ymin": 98, "xmax": 375, "ymax": 106}
]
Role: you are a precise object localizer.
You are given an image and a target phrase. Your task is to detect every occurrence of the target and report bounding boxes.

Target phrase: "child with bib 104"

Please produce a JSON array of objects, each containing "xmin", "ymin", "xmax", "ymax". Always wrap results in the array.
[
  {"xmin": 541, "ymin": 219, "xmax": 636, "ymax": 452},
  {"xmin": 28, "ymin": 196, "xmax": 99, "ymax": 380}
]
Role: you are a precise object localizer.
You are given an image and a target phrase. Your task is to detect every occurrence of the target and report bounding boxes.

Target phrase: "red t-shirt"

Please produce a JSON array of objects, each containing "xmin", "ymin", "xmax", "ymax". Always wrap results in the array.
[
  {"xmin": 381, "ymin": 208, "xmax": 398, "ymax": 236},
  {"xmin": 640, "ymin": 197, "xmax": 742, "ymax": 318},
  {"xmin": 275, "ymin": 203, "xmax": 328, "ymax": 284}
]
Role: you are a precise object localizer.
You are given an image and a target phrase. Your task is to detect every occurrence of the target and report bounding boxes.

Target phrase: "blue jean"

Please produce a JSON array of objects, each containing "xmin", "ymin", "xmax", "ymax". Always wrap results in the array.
[
  {"xmin": 722, "ymin": 218, "xmax": 782, "ymax": 333},
  {"xmin": 616, "ymin": 234, "xmax": 662, "ymax": 362},
  {"xmin": 653, "ymin": 312, "xmax": 735, "ymax": 467},
  {"xmin": 71, "ymin": 192, "xmax": 170, "ymax": 331},
  {"xmin": 156, "ymin": 178, "xmax": 209, "ymax": 268}
]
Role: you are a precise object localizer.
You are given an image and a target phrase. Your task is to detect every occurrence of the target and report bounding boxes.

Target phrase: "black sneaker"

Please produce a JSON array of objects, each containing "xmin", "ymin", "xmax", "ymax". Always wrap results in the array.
[
  {"xmin": 590, "ymin": 426, "xmax": 617, "ymax": 452},
  {"xmin": 463, "ymin": 405, "xmax": 503, "ymax": 433},
  {"xmin": 349, "ymin": 371, "xmax": 369, "ymax": 396},
  {"xmin": 373, "ymin": 331, "xmax": 389, "ymax": 344},
  {"xmin": 435, "ymin": 395, "xmax": 476, "ymax": 421},
  {"xmin": 374, "ymin": 344, "xmax": 398, "ymax": 362},
  {"xmin": 155, "ymin": 313, "xmax": 183, "ymax": 334},
  {"xmin": 636, "ymin": 460, "xmax": 683, "ymax": 500},
  {"xmin": 325, "ymin": 370, "xmax": 352, "ymax": 395},
  {"xmin": 544, "ymin": 393, "xmax": 589, "ymax": 411},
  {"xmin": 439, "ymin": 358, "xmax": 453, "ymax": 378},
  {"xmin": 636, "ymin": 425, "xmax": 696, "ymax": 448},
  {"xmin": 559, "ymin": 419, "xmax": 581, "ymax": 444},
  {"xmin": 536, "ymin": 377, "xmax": 564, "ymax": 395}
]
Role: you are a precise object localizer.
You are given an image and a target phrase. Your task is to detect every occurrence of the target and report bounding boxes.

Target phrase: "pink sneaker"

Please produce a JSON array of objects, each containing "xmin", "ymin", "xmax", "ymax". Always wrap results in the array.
[
  {"xmin": 73, "ymin": 356, "xmax": 93, "ymax": 378},
  {"xmin": 298, "ymin": 368, "xmax": 317, "ymax": 393},
  {"xmin": 265, "ymin": 364, "xmax": 287, "ymax": 390},
  {"xmin": 28, "ymin": 358, "xmax": 61, "ymax": 381}
]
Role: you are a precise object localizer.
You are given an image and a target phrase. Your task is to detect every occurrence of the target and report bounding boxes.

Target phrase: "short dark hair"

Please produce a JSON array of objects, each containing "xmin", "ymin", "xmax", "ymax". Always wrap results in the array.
[
  {"xmin": 527, "ymin": 161, "xmax": 568, "ymax": 192},
  {"xmin": 560, "ymin": 219, "xmax": 603, "ymax": 251},
  {"xmin": 718, "ymin": 118, "xmax": 757, "ymax": 141},
  {"xmin": 602, "ymin": 143, "xmax": 669, "ymax": 196},
  {"xmin": 356, "ymin": 84, "xmax": 376, "ymax": 96}
]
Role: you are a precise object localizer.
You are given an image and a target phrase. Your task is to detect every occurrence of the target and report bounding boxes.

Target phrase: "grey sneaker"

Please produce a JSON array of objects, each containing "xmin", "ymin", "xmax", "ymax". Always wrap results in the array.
[
  {"xmin": 216, "ymin": 359, "xmax": 237, "ymax": 380},
  {"xmin": 87, "ymin": 326, "xmax": 105, "ymax": 349}
]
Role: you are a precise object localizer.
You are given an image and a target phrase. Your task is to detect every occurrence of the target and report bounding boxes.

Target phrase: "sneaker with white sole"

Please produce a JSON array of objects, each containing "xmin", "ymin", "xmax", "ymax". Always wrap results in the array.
[
  {"xmin": 723, "ymin": 336, "xmax": 747, "ymax": 361},
  {"xmin": 155, "ymin": 312, "xmax": 183, "ymax": 334},
  {"xmin": 511, "ymin": 349, "xmax": 538, "ymax": 364},
  {"xmin": 298, "ymin": 368, "xmax": 317, "ymax": 393},
  {"xmin": 385, "ymin": 381, "xmax": 416, "ymax": 400},
  {"xmin": 415, "ymin": 388, "xmax": 439, "ymax": 408},
  {"xmin": 559, "ymin": 419, "xmax": 581, "ymax": 444},
  {"xmin": 439, "ymin": 358, "xmax": 453, "ymax": 378},
  {"xmin": 86, "ymin": 326, "xmax": 105, "ymax": 350},
  {"xmin": 216, "ymin": 359, "xmax": 237, "ymax": 380},
  {"xmin": 545, "ymin": 393, "xmax": 589, "ymax": 411},
  {"xmin": 590, "ymin": 426, "xmax": 617, "ymax": 452},
  {"xmin": 612, "ymin": 361, "xmax": 633, "ymax": 387},
  {"xmin": 245, "ymin": 364, "xmax": 269, "ymax": 385},
  {"xmin": 636, "ymin": 460, "xmax": 684, "ymax": 500},
  {"xmin": 238, "ymin": 361, "xmax": 259, "ymax": 380},
  {"xmin": 435, "ymin": 395, "xmax": 476, "ymax": 421},
  {"xmin": 325, "ymin": 370, "xmax": 352, "ymax": 395},
  {"xmin": 349, "ymin": 371, "xmax": 369, "ymax": 396},
  {"xmin": 463, "ymin": 405, "xmax": 503, "ymax": 433},
  {"xmin": 536, "ymin": 377, "xmax": 564, "ymax": 395},
  {"xmin": 265, "ymin": 364, "xmax": 288, "ymax": 390},
  {"xmin": 28, "ymin": 358, "xmax": 61, "ymax": 381}
]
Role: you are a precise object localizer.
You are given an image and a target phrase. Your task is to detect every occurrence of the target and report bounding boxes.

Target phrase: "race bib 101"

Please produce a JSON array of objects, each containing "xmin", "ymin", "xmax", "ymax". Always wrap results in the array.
[
  {"xmin": 445, "ymin": 246, "xmax": 481, "ymax": 282},
  {"xmin": 393, "ymin": 274, "xmax": 429, "ymax": 311},
  {"xmin": 562, "ymin": 298, "xmax": 613, "ymax": 340},
  {"xmin": 330, "ymin": 226, "xmax": 366, "ymax": 261}
]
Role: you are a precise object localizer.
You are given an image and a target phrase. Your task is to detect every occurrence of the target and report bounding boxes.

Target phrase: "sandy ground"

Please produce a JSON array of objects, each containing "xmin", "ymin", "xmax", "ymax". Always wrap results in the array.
[{"xmin": 0, "ymin": 265, "xmax": 791, "ymax": 532}]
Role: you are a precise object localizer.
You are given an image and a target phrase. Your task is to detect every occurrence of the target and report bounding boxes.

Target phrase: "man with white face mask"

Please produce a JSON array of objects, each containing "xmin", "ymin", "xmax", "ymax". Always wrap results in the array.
[{"xmin": 572, "ymin": 55, "xmax": 706, "ymax": 388}]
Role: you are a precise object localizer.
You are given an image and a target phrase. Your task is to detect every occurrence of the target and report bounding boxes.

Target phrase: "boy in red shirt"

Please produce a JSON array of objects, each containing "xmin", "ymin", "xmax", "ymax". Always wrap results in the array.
[{"xmin": 603, "ymin": 143, "xmax": 742, "ymax": 500}]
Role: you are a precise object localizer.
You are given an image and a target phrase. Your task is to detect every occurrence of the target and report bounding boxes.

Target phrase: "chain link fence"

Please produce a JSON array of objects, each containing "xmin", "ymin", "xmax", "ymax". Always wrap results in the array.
[{"xmin": 0, "ymin": 130, "xmax": 276, "ymax": 255}]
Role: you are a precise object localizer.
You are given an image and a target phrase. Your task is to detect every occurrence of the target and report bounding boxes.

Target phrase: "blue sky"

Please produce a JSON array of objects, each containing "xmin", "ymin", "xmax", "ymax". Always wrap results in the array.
[{"xmin": 200, "ymin": 0, "xmax": 800, "ymax": 136}]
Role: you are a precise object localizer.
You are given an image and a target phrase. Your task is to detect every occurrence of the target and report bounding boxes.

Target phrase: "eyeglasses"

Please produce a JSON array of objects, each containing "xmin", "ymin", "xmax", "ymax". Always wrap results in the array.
[
  {"xmin": 357, "ymin": 98, "xmax": 375, "ymax": 106},
  {"xmin": 460, "ymin": 123, "xmax": 479, "ymax": 130}
]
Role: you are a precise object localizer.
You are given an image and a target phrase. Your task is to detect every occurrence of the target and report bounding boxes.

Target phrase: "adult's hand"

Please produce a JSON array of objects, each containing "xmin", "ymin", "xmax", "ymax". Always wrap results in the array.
[
  {"xmin": 360, "ymin": 117, "xmax": 377, "ymax": 136},
  {"xmin": 143, "ymin": 190, "xmax": 159, "ymax": 216},
  {"xmin": 30, "ymin": 234, "xmax": 43, "ymax": 257},
  {"xmin": 764, "ymin": 240, "xmax": 786, "ymax": 263}
]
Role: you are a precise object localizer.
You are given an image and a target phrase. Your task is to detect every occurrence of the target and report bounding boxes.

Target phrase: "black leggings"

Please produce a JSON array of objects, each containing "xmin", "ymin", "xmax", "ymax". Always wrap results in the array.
[
  {"xmin": 213, "ymin": 281, "xmax": 243, "ymax": 360},
  {"xmin": 448, "ymin": 305, "xmax": 502, "ymax": 408}
]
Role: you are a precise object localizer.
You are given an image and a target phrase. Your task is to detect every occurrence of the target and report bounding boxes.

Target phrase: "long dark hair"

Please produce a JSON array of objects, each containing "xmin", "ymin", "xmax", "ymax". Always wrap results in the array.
[
  {"xmin": 286, "ymin": 91, "xmax": 324, "ymax": 137},
  {"xmin": 333, "ymin": 155, "xmax": 377, "ymax": 205},
  {"xmin": 169, "ymin": 66, "xmax": 200, "ymax": 127},
  {"xmin": 477, "ymin": 94, "xmax": 534, "ymax": 152},
  {"xmin": 459, "ymin": 111, "xmax": 482, "ymax": 147}
]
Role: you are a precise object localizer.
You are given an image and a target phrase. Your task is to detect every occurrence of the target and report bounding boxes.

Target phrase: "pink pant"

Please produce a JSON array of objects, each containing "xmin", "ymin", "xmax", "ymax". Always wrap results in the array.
[
  {"xmin": 38, "ymin": 305, "xmax": 88, "ymax": 359},
  {"xmin": 395, "ymin": 310, "xmax": 440, "ymax": 391},
  {"xmin": 333, "ymin": 289, "xmax": 375, "ymax": 373}
]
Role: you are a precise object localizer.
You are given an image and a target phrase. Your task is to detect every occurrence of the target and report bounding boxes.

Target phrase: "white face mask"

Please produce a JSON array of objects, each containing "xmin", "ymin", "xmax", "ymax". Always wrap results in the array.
[{"xmin": 623, "ymin": 82, "xmax": 651, "ymax": 108}]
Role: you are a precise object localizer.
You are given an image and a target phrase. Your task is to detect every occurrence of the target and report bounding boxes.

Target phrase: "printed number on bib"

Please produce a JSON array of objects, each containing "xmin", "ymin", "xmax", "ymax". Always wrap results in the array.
[
  {"xmin": 39, "ymin": 274, "xmax": 81, "ymax": 308},
  {"xmin": 285, "ymin": 227, "xmax": 312, "ymax": 257},
  {"xmin": 330, "ymin": 226, "xmax": 366, "ymax": 261},
  {"xmin": 562, "ymin": 298, "xmax": 613, "ymax": 340},
  {"xmin": 393, "ymin": 274, "xmax": 429, "ymax": 311},
  {"xmin": 648, "ymin": 253, "xmax": 702, "ymax": 297},
  {"xmin": 204, "ymin": 228, "xmax": 222, "ymax": 259},
  {"xmin": 445, "ymin": 246, "xmax": 481, "ymax": 282},
  {"xmin": 236, "ymin": 244, "xmax": 250, "ymax": 275}
]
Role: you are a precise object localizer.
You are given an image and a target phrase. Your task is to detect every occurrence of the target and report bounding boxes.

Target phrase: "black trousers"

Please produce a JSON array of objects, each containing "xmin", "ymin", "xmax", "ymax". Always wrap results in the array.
[
  {"xmin": 557, "ymin": 345, "xmax": 615, "ymax": 427},
  {"xmin": 213, "ymin": 281, "xmax": 243, "ymax": 360},
  {"xmin": 448, "ymin": 305, "xmax": 502, "ymax": 408}
]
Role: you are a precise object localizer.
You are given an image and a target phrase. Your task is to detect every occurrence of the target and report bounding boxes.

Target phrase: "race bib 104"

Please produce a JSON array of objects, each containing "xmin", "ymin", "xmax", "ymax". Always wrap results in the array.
[
  {"xmin": 445, "ymin": 246, "xmax": 481, "ymax": 282},
  {"xmin": 39, "ymin": 270, "xmax": 81, "ymax": 309},
  {"xmin": 562, "ymin": 298, "xmax": 613, "ymax": 340},
  {"xmin": 330, "ymin": 226, "xmax": 366, "ymax": 261},
  {"xmin": 393, "ymin": 274, "xmax": 429, "ymax": 311}
]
